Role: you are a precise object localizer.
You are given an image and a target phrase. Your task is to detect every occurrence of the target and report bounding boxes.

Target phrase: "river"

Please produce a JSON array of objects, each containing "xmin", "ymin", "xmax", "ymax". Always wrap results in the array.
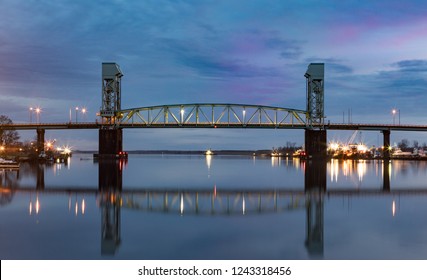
[{"xmin": 1, "ymin": 154, "xmax": 427, "ymax": 259}]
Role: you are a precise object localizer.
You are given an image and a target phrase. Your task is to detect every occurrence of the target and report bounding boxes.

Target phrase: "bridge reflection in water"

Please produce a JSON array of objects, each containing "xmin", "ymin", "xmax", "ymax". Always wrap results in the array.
[{"xmin": 0, "ymin": 157, "xmax": 416, "ymax": 258}]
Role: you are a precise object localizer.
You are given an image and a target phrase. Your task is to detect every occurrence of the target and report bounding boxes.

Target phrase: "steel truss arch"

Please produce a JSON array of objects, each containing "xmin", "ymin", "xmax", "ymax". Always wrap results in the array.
[{"xmin": 117, "ymin": 103, "xmax": 307, "ymax": 128}]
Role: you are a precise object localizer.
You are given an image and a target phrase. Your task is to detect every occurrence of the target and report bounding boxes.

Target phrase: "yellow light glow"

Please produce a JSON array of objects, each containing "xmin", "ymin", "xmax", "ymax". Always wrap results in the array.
[
  {"xmin": 81, "ymin": 199, "xmax": 86, "ymax": 215},
  {"xmin": 35, "ymin": 197, "xmax": 40, "ymax": 214},
  {"xmin": 206, "ymin": 154, "xmax": 212, "ymax": 170},
  {"xmin": 180, "ymin": 193, "xmax": 184, "ymax": 215},
  {"xmin": 328, "ymin": 142, "xmax": 339, "ymax": 151},
  {"xmin": 357, "ymin": 144, "xmax": 368, "ymax": 153},
  {"xmin": 392, "ymin": 200, "xmax": 396, "ymax": 217},
  {"xmin": 242, "ymin": 196, "xmax": 246, "ymax": 215}
]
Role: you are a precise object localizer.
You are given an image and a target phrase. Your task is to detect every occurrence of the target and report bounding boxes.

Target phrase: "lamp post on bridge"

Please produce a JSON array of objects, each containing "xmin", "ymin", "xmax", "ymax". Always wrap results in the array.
[
  {"xmin": 35, "ymin": 107, "xmax": 41, "ymax": 123},
  {"xmin": 392, "ymin": 109, "xmax": 400, "ymax": 125},
  {"xmin": 81, "ymin": 107, "xmax": 87, "ymax": 122},
  {"xmin": 75, "ymin": 107, "xmax": 79, "ymax": 123},
  {"xmin": 29, "ymin": 107, "xmax": 33, "ymax": 123}
]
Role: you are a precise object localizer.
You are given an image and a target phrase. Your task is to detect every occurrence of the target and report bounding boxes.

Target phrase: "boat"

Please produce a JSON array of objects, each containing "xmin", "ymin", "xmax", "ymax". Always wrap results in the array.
[
  {"xmin": 392, "ymin": 148, "xmax": 412, "ymax": 158},
  {"xmin": 0, "ymin": 158, "xmax": 20, "ymax": 169},
  {"xmin": 205, "ymin": 149, "xmax": 215, "ymax": 155}
]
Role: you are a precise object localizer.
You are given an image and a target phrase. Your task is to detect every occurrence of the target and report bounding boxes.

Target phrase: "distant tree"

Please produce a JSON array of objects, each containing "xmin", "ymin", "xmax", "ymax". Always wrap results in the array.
[
  {"xmin": 0, "ymin": 115, "xmax": 20, "ymax": 145},
  {"xmin": 397, "ymin": 139, "xmax": 409, "ymax": 150},
  {"xmin": 413, "ymin": 140, "xmax": 419, "ymax": 149},
  {"xmin": 286, "ymin": 141, "xmax": 297, "ymax": 148}
]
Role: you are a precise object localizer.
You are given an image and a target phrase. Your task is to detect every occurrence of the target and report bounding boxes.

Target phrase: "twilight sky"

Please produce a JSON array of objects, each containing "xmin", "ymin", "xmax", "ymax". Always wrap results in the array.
[{"xmin": 1, "ymin": 0, "xmax": 427, "ymax": 150}]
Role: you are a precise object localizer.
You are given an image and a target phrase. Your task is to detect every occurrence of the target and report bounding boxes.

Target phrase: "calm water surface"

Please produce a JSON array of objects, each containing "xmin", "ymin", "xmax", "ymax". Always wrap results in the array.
[{"xmin": 1, "ymin": 154, "xmax": 427, "ymax": 260}]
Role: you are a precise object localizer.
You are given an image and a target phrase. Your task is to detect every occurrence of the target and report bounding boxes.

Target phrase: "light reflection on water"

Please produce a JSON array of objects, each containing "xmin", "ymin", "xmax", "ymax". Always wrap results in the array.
[{"xmin": 1, "ymin": 154, "xmax": 427, "ymax": 260}]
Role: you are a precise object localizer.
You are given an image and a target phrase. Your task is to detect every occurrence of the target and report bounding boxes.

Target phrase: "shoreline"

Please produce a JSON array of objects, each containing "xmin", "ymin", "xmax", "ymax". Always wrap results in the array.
[{"xmin": 73, "ymin": 150, "xmax": 427, "ymax": 160}]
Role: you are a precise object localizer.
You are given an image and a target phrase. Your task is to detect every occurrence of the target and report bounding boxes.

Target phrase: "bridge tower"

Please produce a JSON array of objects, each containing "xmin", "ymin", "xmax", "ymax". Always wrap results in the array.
[
  {"xmin": 98, "ymin": 63, "xmax": 124, "ymax": 157},
  {"xmin": 304, "ymin": 63, "xmax": 327, "ymax": 159}
]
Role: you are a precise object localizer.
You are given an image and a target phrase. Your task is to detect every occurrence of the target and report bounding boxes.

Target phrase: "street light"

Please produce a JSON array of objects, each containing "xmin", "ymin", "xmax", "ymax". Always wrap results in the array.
[
  {"xmin": 81, "ymin": 107, "xmax": 87, "ymax": 122},
  {"xmin": 35, "ymin": 107, "xmax": 41, "ymax": 123},
  {"xmin": 29, "ymin": 107, "xmax": 33, "ymax": 123},
  {"xmin": 392, "ymin": 109, "xmax": 400, "ymax": 125},
  {"xmin": 392, "ymin": 109, "xmax": 396, "ymax": 124}
]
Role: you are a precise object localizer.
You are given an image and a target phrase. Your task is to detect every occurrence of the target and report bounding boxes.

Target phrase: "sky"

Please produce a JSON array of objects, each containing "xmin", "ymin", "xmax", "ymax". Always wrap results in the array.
[{"xmin": 1, "ymin": 0, "xmax": 427, "ymax": 150}]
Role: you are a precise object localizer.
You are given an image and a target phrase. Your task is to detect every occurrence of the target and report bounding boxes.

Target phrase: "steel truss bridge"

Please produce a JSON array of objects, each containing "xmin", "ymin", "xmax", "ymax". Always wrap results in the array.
[
  {"xmin": 118, "ymin": 103, "xmax": 307, "ymax": 128},
  {"xmin": 0, "ymin": 103, "xmax": 308, "ymax": 130},
  {"xmin": 3, "ymin": 102, "xmax": 427, "ymax": 131}
]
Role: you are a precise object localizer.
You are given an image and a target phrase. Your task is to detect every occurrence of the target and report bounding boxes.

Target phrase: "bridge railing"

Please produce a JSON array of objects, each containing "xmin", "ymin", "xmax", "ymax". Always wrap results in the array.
[{"xmin": 118, "ymin": 103, "xmax": 307, "ymax": 128}]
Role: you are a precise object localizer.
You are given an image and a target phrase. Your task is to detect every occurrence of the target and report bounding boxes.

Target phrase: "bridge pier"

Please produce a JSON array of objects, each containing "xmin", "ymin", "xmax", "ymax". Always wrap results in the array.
[
  {"xmin": 382, "ymin": 130, "xmax": 391, "ymax": 160},
  {"xmin": 98, "ymin": 128, "xmax": 123, "ymax": 157},
  {"xmin": 36, "ymin": 128, "xmax": 45, "ymax": 154},
  {"xmin": 305, "ymin": 129, "xmax": 327, "ymax": 160}
]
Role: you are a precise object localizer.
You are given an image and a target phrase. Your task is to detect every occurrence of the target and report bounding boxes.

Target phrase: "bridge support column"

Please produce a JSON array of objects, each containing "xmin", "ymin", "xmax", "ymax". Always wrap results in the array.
[
  {"xmin": 305, "ymin": 129, "xmax": 327, "ymax": 160},
  {"xmin": 99, "ymin": 128, "xmax": 123, "ymax": 157},
  {"xmin": 382, "ymin": 130, "xmax": 391, "ymax": 160},
  {"xmin": 36, "ymin": 128, "xmax": 45, "ymax": 154}
]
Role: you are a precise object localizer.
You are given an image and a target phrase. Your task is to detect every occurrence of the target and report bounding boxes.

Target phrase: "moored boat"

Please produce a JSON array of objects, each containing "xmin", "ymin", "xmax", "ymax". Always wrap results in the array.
[{"xmin": 0, "ymin": 158, "xmax": 20, "ymax": 169}]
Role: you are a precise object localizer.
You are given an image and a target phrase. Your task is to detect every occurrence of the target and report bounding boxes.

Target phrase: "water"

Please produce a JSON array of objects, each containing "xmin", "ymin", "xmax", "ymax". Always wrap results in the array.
[{"xmin": 1, "ymin": 154, "xmax": 427, "ymax": 260}]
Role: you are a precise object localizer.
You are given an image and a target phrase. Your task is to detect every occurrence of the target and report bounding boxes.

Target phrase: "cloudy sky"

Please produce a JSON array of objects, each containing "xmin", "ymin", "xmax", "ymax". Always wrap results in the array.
[{"xmin": 1, "ymin": 0, "xmax": 427, "ymax": 150}]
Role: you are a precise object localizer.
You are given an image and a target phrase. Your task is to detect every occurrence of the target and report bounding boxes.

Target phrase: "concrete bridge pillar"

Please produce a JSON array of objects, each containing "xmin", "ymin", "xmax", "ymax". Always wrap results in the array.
[
  {"xmin": 305, "ymin": 129, "xmax": 327, "ymax": 160},
  {"xmin": 99, "ymin": 128, "xmax": 123, "ymax": 157},
  {"xmin": 36, "ymin": 128, "xmax": 45, "ymax": 154},
  {"xmin": 382, "ymin": 130, "xmax": 391, "ymax": 160}
]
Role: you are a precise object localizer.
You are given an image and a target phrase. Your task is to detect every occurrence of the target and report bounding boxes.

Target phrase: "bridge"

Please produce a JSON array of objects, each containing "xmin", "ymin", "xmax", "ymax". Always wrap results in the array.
[{"xmin": 0, "ymin": 62, "xmax": 424, "ymax": 159}]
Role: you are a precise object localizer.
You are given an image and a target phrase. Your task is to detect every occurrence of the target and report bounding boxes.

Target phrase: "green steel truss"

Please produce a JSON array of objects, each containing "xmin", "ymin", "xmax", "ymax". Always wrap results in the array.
[{"xmin": 117, "ymin": 103, "xmax": 307, "ymax": 128}]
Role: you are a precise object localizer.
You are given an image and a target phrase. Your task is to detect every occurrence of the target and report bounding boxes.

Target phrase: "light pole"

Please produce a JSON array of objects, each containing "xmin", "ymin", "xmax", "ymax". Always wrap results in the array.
[
  {"xmin": 392, "ymin": 109, "xmax": 400, "ymax": 125},
  {"xmin": 29, "ymin": 107, "xmax": 33, "ymax": 123},
  {"xmin": 35, "ymin": 107, "xmax": 41, "ymax": 123},
  {"xmin": 398, "ymin": 109, "xmax": 400, "ymax": 125},
  {"xmin": 392, "ymin": 109, "xmax": 396, "ymax": 125},
  {"xmin": 81, "ymin": 107, "xmax": 87, "ymax": 122},
  {"xmin": 75, "ymin": 107, "xmax": 79, "ymax": 123}
]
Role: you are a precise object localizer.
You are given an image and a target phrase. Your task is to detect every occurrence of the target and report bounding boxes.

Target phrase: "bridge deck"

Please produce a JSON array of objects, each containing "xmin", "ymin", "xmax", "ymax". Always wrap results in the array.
[{"xmin": 2, "ymin": 122, "xmax": 427, "ymax": 131}]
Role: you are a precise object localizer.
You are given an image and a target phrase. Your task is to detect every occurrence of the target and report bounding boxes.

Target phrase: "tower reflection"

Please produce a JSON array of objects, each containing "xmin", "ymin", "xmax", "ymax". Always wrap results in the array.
[
  {"xmin": 304, "ymin": 160, "xmax": 326, "ymax": 257},
  {"xmin": 98, "ymin": 158, "xmax": 125, "ymax": 255}
]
